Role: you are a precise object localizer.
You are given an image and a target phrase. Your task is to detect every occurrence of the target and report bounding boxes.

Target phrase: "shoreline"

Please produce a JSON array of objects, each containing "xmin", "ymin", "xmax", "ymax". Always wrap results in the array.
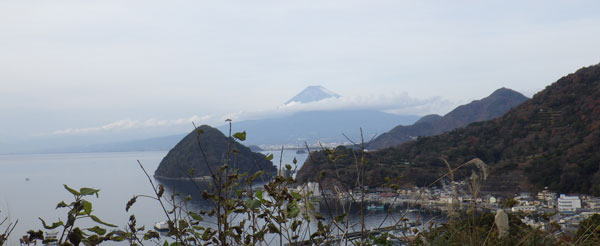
[{"xmin": 153, "ymin": 175, "xmax": 213, "ymax": 182}]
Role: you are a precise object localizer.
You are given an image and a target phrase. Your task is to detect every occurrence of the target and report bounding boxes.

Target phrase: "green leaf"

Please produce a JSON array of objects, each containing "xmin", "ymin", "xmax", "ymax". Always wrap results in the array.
[
  {"xmin": 82, "ymin": 200, "xmax": 93, "ymax": 215},
  {"xmin": 56, "ymin": 201, "xmax": 69, "ymax": 209},
  {"xmin": 291, "ymin": 192, "xmax": 302, "ymax": 200},
  {"xmin": 233, "ymin": 131, "xmax": 246, "ymax": 141},
  {"xmin": 188, "ymin": 211, "xmax": 203, "ymax": 221},
  {"xmin": 293, "ymin": 157, "xmax": 297, "ymax": 164},
  {"xmin": 64, "ymin": 184, "xmax": 80, "ymax": 196},
  {"xmin": 285, "ymin": 164, "xmax": 292, "ymax": 170},
  {"xmin": 249, "ymin": 171, "xmax": 265, "ymax": 182},
  {"xmin": 265, "ymin": 153, "xmax": 274, "ymax": 161},
  {"xmin": 143, "ymin": 231, "xmax": 160, "ymax": 240},
  {"xmin": 245, "ymin": 199, "xmax": 261, "ymax": 210},
  {"xmin": 255, "ymin": 190, "xmax": 264, "ymax": 200},
  {"xmin": 80, "ymin": 187, "xmax": 100, "ymax": 197},
  {"xmin": 90, "ymin": 215, "xmax": 117, "ymax": 227},
  {"xmin": 334, "ymin": 213, "xmax": 347, "ymax": 223},
  {"xmin": 288, "ymin": 204, "xmax": 300, "ymax": 218},
  {"xmin": 87, "ymin": 226, "xmax": 106, "ymax": 235},
  {"xmin": 178, "ymin": 220, "xmax": 189, "ymax": 229},
  {"xmin": 39, "ymin": 218, "xmax": 64, "ymax": 229}
]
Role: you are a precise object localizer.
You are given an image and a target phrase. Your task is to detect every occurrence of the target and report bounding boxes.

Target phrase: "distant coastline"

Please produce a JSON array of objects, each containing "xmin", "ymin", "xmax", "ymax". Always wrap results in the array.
[{"xmin": 153, "ymin": 175, "xmax": 213, "ymax": 182}]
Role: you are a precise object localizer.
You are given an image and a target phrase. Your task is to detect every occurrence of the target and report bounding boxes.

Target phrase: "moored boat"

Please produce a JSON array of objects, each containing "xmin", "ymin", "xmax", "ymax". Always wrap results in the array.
[
  {"xmin": 154, "ymin": 221, "xmax": 170, "ymax": 232},
  {"xmin": 367, "ymin": 204, "xmax": 385, "ymax": 210}
]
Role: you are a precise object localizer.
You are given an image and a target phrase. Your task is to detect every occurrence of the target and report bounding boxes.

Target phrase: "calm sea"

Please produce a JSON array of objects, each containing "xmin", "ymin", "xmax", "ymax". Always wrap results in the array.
[
  {"xmin": 0, "ymin": 150, "xmax": 307, "ymax": 244},
  {"xmin": 0, "ymin": 150, "xmax": 439, "ymax": 244}
]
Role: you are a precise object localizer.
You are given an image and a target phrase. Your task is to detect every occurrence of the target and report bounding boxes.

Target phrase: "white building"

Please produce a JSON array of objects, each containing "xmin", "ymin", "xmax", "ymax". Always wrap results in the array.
[
  {"xmin": 557, "ymin": 194, "xmax": 581, "ymax": 212},
  {"xmin": 522, "ymin": 217, "xmax": 546, "ymax": 230},
  {"xmin": 511, "ymin": 205, "xmax": 537, "ymax": 213}
]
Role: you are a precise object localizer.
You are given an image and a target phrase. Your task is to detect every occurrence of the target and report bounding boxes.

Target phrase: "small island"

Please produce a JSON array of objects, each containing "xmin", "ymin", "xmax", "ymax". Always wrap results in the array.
[{"xmin": 154, "ymin": 125, "xmax": 277, "ymax": 180}]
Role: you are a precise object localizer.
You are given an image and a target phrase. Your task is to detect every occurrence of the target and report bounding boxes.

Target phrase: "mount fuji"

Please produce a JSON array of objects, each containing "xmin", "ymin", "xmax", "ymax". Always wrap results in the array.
[
  {"xmin": 284, "ymin": 86, "xmax": 341, "ymax": 105},
  {"xmin": 219, "ymin": 86, "xmax": 419, "ymax": 146}
]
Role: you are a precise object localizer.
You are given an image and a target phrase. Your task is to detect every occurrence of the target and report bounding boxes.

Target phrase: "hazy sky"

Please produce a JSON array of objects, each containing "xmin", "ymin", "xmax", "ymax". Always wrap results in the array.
[{"xmin": 2, "ymin": 0, "xmax": 600, "ymax": 147}]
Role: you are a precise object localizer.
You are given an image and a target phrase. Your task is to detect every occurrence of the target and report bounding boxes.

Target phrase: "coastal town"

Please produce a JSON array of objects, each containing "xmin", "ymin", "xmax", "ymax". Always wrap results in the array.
[{"xmin": 298, "ymin": 181, "xmax": 600, "ymax": 236}]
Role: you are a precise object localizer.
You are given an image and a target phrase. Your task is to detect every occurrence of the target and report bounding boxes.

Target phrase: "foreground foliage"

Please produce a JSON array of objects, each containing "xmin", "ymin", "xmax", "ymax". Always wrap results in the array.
[
  {"xmin": 575, "ymin": 214, "xmax": 600, "ymax": 245},
  {"xmin": 415, "ymin": 212, "xmax": 556, "ymax": 246}
]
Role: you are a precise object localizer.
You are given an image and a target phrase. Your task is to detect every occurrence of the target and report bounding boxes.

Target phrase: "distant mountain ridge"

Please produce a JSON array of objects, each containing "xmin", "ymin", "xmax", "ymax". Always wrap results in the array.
[
  {"xmin": 285, "ymin": 85, "xmax": 341, "ymax": 105},
  {"xmin": 222, "ymin": 109, "xmax": 420, "ymax": 146},
  {"xmin": 368, "ymin": 88, "xmax": 529, "ymax": 149},
  {"xmin": 39, "ymin": 134, "xmax": 185, "ymax": 154},
  {"xmin": 297, "ymin": 63, "xmax": 600, "ymax": 195}
]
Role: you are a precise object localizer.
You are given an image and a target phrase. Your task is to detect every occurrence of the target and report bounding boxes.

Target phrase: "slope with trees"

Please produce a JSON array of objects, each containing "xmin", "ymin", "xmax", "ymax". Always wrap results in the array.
[
  {"xmin": 298, "ymin": 63, "xmax": 600, "ymax": 195},
  {"xmin": 154, "ymin": 125, "xmax": 276, "ymax": 179}
]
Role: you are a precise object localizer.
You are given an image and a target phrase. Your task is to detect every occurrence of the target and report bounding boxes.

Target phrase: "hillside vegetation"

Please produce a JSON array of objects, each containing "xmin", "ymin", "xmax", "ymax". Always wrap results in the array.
[
  {"xmin": 298, "ymin": 64, "xmax": 600, "ymax": 195},
  {"xmin": 154, "ymin": 125, "xmax": 276, "ymax": 179}
]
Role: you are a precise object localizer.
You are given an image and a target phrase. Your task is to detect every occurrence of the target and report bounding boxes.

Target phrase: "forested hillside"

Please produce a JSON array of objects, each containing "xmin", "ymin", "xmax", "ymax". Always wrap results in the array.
[
  {"xmin": 155, "ymin": 125, "xmax": 276, "ymax": 179},
  {"xmin": 298, "ymin": 64, "xmax": 600, "ymax": 195}
]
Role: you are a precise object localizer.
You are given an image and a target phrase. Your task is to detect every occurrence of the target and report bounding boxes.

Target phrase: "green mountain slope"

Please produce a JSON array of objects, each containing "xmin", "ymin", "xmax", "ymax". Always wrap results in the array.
[{"xmin": 298, "ymin": 63, "xmax": 600, "ymax": 195}]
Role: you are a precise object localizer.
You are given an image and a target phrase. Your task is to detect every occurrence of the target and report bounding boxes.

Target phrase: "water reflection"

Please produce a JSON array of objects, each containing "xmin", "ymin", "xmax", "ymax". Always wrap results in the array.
[
  {"xmin": 153, "ymin": 149, "xmax": 310, "ymax": 210},
  {"xmin": 155, "ymin": 177, "xmax": 445, "ymax": 230},
  {"xmin": 154, "ymin": 178, "xmax": 214, "ymax": 209}
]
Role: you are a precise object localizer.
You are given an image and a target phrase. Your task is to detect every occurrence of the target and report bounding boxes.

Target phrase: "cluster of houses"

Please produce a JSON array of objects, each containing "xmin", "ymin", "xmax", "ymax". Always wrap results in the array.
[
  {"xmin": 297, "ymin": 182, "xmax": 600, "ymax": 233},
  {"xmin": 510, "ymin": 188, "xmax": 600, "ymax": 214}
]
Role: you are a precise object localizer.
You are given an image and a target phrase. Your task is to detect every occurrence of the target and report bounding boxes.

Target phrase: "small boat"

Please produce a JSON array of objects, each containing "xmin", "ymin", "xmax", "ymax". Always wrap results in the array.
[
  {"xmin": 367, "ymin": 204, "xmax": 385, "ymax": 211},
  {"xmin": 296, "ymin": 149, "xmax": 307, "ymax": 154},
  {"xmin": 154, "ymin": 221, "xmax": 170, "ymax": 232}
]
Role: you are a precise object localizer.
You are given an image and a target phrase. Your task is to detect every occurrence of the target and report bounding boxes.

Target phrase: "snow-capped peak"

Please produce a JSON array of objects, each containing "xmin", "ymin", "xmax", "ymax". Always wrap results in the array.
[{"xmin": 284, "ymin": 86, "xmax": 341, "ymax": 105}]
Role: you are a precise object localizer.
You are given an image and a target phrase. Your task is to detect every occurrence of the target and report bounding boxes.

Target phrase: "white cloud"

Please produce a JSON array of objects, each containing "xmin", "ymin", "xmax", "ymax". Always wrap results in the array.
[
  {"xmin": 223, "ymin": 91, "xmax": 457, "ymax": 122},
  {"xmin": 46, "ymin": 91, "xmax": 455, "ymax": 136},
  {"xmin": 51, "ymin": 115, "xmax": 212, "ymax": 135},
  {"xmin": 278, "ymin": 92, "xmax": 454, "ymax": 114}
]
